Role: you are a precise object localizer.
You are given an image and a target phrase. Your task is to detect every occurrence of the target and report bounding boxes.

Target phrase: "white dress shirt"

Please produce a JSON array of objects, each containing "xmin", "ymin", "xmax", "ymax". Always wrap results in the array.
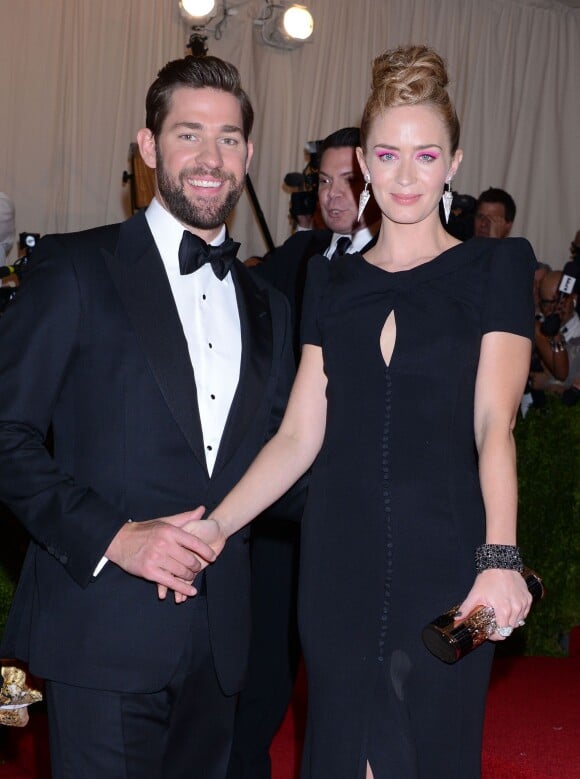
[
  {"xmin": 146, "ymin": 198, "xmax": 241, "ymax": 476},
  {"xmin": 324, "ymin": 225, "xmax": 375, "ymax": 259}
]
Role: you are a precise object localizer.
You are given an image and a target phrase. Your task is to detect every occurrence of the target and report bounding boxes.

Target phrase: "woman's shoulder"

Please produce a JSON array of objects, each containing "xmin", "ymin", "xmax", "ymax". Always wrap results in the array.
[{"xmin": 467, "ymin": 236, "xmax": 537, "ymax": 268}]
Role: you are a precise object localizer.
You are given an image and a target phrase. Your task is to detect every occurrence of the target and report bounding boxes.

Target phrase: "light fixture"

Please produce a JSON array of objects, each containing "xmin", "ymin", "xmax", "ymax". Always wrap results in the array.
[
  {"xmin": 179, "ymin": 0, "xmax": 222, "ymax": 57},
  {"xmin": 255, "ymin": 2, "xmax": 314, "ymax": 50},
  {"xmin": 179, "ymin": 0, "xmax": 217, "ymax": 25},
  {"xmin": 179, "ymin": 1, "xmax": 252, "ymax": 54},
  {"xmin": 282, "ymin": 5, "xmax": 313, "ymax": 40}
]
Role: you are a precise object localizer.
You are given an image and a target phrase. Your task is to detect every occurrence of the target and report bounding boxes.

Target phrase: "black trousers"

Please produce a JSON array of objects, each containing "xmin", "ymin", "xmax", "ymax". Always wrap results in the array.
[
  {"xmin": 45, "ymin": 594, "xmax": 237, "ymax": 779},
  {"xmin": 226, "ymin": 517, "xmax": 301, "ymax": 779}
]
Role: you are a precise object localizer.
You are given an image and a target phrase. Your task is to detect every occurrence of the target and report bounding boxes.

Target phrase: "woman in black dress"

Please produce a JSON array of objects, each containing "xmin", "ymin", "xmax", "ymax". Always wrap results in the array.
[{"xmin": 187, "ymin": 45, "xmax": 536, "ymax": 778}]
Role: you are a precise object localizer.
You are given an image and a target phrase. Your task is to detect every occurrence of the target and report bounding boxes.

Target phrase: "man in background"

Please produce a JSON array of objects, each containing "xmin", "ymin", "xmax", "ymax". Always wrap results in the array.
[
  {"xmin": 473, "ymin": 186, "xmax": 516, "ymax": 239},
  {"xmin": 530, "ymin": 269, "xmax": 580, "ymax": 396}
]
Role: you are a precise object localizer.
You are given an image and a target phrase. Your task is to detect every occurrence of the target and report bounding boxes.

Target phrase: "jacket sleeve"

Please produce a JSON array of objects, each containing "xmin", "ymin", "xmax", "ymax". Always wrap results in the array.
[{"xmin": 0, "ymin": 236, "xmax": 128, "ymax": 588}]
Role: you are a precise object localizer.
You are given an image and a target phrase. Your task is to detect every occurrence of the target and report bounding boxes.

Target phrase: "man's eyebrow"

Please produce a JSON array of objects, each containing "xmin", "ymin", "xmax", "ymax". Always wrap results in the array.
[
  {"xmin": 319, "ymin": 169, "xmax": 356, "ymax": 178},
  {"xmin": 170, "ymin": 122, "xmax": 243, "ymax": 134},
  {"xmin": 172, "ymin": 122, "xmax": 203, "ymax": 131}
]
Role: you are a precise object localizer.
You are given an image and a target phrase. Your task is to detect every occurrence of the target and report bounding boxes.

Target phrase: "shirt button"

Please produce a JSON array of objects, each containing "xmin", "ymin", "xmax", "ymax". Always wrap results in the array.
[
  {"xmin": 207, "ymin": 445, "xmax": 213, "ymax": 451},
  {"xmin": 208, "ymin": 343, "xmax": 213, "ymax": 349},
  {"xmin": 202, "ymin": 294, "xmax": 206, "ymax": 300},
  {"xmin": 210, "ymin": 394, "xmax": 215, "ymax": 400}
]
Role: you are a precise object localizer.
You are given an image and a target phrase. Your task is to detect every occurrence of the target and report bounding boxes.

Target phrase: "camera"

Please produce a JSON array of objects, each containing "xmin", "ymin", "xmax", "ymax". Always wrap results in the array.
[
  {"xmin": 540, "ymin": 312, "xmax": 562, "ymax": 337},
  {"xmin": 284, "ymin": 140, "xmax": 323, "ymax": 219}
]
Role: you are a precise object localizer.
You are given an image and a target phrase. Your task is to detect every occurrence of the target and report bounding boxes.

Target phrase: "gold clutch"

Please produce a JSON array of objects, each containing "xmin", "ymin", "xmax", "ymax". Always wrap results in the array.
[{"xmin": 421, "ymin": 569, "xmax": 545, "ymax": 664}]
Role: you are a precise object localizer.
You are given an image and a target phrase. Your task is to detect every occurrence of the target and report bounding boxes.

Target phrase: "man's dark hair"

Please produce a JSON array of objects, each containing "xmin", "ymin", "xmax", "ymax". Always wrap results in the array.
[
  {"xmin": 476, "ymin": 187, "xmax": 516, "ymax": 223},
  {"xmin": 320, "ymin": 127, "xmax": 361, "ymax": 155},
  {"xmin": 145, "ymin": 55, "xmax": 254, "ymax": 141}
]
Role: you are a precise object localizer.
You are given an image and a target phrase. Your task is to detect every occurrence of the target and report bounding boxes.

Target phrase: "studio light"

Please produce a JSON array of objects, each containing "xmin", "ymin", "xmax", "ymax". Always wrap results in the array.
[
  {"xmin": 255, "ymin": 2, "xmax": 315, "ymax": 50},
  {"xmin": 179, "ymin": 0, "xmax": 217, "ymax": 24},
  {"xmin": 282, "ymin": 5, "xmax": 313, "ymax": 41}
]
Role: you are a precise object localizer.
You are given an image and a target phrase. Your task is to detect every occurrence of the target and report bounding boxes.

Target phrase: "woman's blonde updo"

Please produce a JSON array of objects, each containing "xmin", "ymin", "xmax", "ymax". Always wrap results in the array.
[{"xmin": 360, "ymin": 45, "xmax": 460, "ymax": 153}]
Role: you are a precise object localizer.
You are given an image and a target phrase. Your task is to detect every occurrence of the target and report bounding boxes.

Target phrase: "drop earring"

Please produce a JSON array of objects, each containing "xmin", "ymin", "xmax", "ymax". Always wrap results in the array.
[
  {"xmin": 442, "ymin": 179, "xmax": 453, "ymax": 224},
  {"xmin": 358, "ymin": 176, "xmax": 371, "ymax": 222}
]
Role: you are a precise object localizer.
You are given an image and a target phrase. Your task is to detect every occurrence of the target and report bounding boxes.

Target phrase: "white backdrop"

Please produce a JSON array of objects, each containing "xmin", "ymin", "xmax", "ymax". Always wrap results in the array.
[{"xmin": 1, "ymin": 0, "xmax": 579, "ymax": 265}]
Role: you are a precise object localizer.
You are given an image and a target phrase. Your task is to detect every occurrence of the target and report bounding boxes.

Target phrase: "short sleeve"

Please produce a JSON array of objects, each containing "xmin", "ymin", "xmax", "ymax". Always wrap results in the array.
[
  {"xmin": 481, "ymin": 238, "xmax": 536, "ymax": 340},
  {"xmin": 300, "ymin": 254, "xmax": 331, "ymax": 347}
]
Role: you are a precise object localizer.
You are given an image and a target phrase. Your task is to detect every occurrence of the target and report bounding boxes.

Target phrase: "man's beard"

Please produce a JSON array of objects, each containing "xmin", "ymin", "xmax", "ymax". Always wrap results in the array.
[{"xmin": 155, "ymin": 150, "xmax": 246, "ymax": 231}]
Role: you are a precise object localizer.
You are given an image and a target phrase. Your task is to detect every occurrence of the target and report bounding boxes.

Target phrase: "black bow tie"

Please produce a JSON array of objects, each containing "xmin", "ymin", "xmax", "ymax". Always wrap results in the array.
[{"xmin": 178, "ymin": 231, "xmax": 240, "ymax": 280}]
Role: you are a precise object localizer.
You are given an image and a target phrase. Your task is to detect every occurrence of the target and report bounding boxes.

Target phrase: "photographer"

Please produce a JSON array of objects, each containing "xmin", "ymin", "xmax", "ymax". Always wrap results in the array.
[
  {"xmin": 285, "ymin": 140, "xmax": 323, "ymax": 233},
  {"xmin": 530, "ymin": 270, "xmax": 580, "ymax": 401}
]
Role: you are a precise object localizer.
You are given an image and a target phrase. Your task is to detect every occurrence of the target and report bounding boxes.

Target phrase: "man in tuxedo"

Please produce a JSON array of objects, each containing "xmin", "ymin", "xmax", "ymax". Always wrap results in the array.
[
  {"xmin": 255, "ymin": 126, "xmax": 380, "ymax": 359},
  {"xmin": 0, "ymin": 55, "xmax": 293, "ymax": 779},
  {"xmin": 226, "ymin": 126, "xmax": 379, "ymax": 779}
]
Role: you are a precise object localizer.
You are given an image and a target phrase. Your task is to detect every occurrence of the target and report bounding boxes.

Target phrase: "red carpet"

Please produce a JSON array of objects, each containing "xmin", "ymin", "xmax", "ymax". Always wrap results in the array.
[
  {"xmin": 481, "ymin": 656, "xmax": 580, "ymax": 778},
  {"xmin": 269, "ymin": 656, "xmax": 580, "ymax": 779},
  {"xmin": 1, "ymin": 655, "xmax": 579, "ymax": 778}
]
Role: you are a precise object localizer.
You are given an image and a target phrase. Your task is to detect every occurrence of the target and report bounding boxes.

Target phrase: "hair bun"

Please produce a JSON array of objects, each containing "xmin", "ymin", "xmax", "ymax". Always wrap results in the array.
[{"xmin": 371, "ymin": 45, "xmax": 449, "ymax": 105}]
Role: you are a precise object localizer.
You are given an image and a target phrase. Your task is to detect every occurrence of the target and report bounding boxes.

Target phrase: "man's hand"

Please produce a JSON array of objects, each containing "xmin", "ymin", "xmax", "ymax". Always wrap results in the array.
[{"xmin": 106, "ymin": 507, "xmax": 215, "ymax": 598}]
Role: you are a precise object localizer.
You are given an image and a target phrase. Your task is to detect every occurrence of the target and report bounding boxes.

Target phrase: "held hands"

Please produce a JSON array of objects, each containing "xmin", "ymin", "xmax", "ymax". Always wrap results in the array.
[
  {"xmin": 105, "ymin": 507, "xmax": 216, "ymax": 599},
  {"xmin": 156, "ymin": 511, "xmax": 229, "ymax": 603},
  {"xmin": 456, "ymin": 569, "xmax": 533, "ymax": 641}
]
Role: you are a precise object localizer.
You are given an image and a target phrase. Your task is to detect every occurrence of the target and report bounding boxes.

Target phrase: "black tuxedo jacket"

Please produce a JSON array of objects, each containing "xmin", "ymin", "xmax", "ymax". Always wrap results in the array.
[
  {"xmin": 256, "ymin": 228, "xmax": 378, "ymax": 357},
  {"xmin": 255, "ymin": 229, "xmax": 332, "ymax": 358},
  {"xmin": 0, "ymin": 209, "xmax": 294, "ymax": 696}
]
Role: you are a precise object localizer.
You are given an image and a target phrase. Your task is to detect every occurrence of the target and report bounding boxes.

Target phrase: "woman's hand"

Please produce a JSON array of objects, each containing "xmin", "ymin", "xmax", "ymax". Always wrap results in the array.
[
  {"xmin": 156, "ymin": 509, "xmax": 228, "ymax": 603},
  {"xmin": 457, "ymin": 569, "xmax": 533, "ymax": 641}
]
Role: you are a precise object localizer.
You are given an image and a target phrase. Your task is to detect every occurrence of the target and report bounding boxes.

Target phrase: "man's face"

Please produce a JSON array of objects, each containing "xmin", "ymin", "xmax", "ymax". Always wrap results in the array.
[
  {"xmin": 473, "ymin": 201, "xmax": 512, "ymax": 239},
  {"xmin": 138, "ymin": 87, "xmax": 253, "ymax": 242},
  {"xmin": 317, "ymin": 146, "xmax": 367, "ymax": 234}
]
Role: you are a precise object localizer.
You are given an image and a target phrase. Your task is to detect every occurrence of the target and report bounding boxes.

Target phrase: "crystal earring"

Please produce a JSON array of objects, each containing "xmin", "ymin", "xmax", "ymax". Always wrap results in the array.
[
  {"xmin": 357, "ymin": 176, "xmax": 371, "ymax": 222},
  {"xmin": 442, "ymin": 180, "xmax": 453, "ymax": 224}
]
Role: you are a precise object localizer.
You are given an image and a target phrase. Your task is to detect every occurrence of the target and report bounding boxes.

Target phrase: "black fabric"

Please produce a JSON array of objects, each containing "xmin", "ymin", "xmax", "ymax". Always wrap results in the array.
[
  {"xmin": 179, "ymin": 231, "xmax": 240, "ymax": 280},
  {"xmin": 298, "ymin": 237, "xmax": 536, "ymax": 778},
  {"xmin": 45, "ymin": 596, "xmax": 237, "ymax": 779}
]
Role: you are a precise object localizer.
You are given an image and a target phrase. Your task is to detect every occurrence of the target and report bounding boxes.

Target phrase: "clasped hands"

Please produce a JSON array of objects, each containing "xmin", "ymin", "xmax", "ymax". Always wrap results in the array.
[{"xmin": 105, "ymin": 506, "xmax": 226, "ymax": 602}]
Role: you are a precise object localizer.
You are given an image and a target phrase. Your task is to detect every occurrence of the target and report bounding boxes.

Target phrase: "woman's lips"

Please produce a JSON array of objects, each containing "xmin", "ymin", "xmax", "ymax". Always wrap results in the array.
[{"xmin": 391, "ymin": 193, "xmax": 421, "ymax": 205}]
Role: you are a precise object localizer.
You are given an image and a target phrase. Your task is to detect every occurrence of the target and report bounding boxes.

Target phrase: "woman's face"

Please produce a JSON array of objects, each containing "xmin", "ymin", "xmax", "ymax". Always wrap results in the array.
[{"xmin": 357, "ymin": 104, "xmax": 462, "ymax": 227}]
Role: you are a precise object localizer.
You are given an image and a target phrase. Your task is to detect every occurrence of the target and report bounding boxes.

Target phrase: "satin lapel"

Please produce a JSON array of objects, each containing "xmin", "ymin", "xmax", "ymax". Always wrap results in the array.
[
  {"xmin": 102, "ymin": 211, "xmax": 207, "ymax": 470},
  {"xmin": 213, "ymin": 261, "xmax": 272, "ymax": 473}
]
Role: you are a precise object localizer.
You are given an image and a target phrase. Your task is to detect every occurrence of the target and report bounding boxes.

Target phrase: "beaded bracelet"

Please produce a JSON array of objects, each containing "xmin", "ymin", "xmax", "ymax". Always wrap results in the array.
[
  {"xmin": 475, "ymin": 544, "xmax": 524, "ymax": 574},
  {"xmin": 549, "ymin": 339, "xmax": 566, "ymax": 353}
]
